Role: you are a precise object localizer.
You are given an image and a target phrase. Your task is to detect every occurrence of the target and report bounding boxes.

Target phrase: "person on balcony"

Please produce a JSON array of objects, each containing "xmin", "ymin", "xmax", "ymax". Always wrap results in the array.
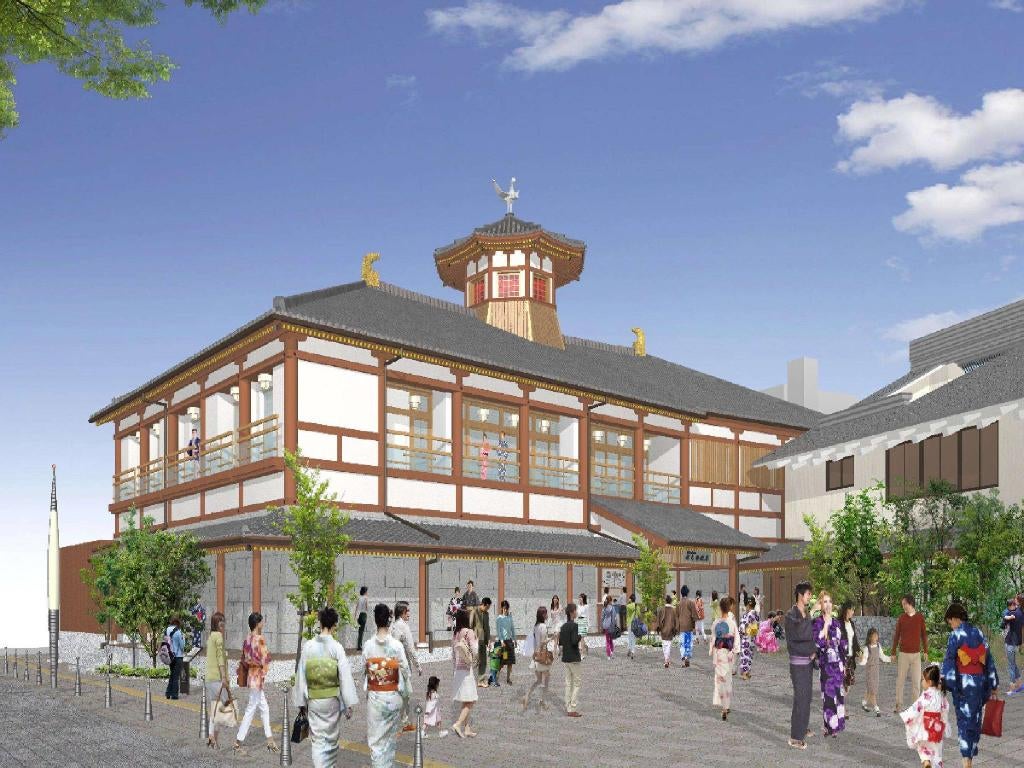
[{"xmin": 186, "ymin": 428, "xmax": 201, "ymax": 477}]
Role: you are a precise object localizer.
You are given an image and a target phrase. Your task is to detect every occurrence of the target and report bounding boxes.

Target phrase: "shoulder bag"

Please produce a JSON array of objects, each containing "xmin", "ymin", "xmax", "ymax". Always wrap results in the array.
[
  {"xmin": 533, "ymin": 628, "xmax": 553, "ymax": 666},
  {"xmin": 982, "ymin": 698, "xmax": 1004, "ymax": 738},
  {"xmin": 212, "ymin": 682, "xmax": 239, "ymax": 727}
]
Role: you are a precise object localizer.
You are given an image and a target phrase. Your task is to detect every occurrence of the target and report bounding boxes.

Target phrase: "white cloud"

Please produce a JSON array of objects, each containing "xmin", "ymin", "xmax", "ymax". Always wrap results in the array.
[
  {"xmin": 991, "ymin": 0, "xmax": 1023, "ymax": 11},
  {"xmin": 427, "ymin": 0, "xmax": 902, "ymax": 72},
  {"xmin": 893, "ymin": 161, "xmax": 1024, "ymax": 241},
  {"xmin": 883, "ymin": 256, "xmax": 910, "ymax": 281},
  {"xmin": 784, "ymin": 62, "xmax": 886, "ymax": 101},
  {"xmin": 836, "ymin": 89, "xmax": 1024, "ymax": 174},
  {"xmin": 882, "ymin": 309, "xmax": 983, "ymax": 344}
]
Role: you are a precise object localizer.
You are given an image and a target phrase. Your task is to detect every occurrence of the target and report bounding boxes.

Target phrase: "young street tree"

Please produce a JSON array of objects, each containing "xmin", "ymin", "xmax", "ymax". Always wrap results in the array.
[
  {"xmin": 274, "ymin": 449, "xmax": 356, "ymax": 659},
  {"xmin": 83, "ymin": 511, "xmax": 210, "ymax": 666},
  {"xmin": 630, "ymin": 533, "xmax": 670, "ymax": 626},
  {"xmin": 0, "ymin": 1, "xmax": 267, "ymax": 136}
]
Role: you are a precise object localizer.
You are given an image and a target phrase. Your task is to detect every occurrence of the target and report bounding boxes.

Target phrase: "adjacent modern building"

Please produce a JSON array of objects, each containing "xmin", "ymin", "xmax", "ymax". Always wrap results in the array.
[
  {"xmin": 70, "ymin": 205, "xmax": 822, "ymax": 652},
  {"xmin": 761, "ymin": 357, "xmax": 858, "ymax": 415},
  {"xmin": 756, "ymin": 298, "xmax": 1024, "ymax": 541}
]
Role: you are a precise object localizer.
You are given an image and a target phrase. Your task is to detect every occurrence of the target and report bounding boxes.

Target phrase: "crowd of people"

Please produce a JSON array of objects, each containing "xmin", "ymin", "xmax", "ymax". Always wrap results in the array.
[{"xmin": 187, "ymin": 578, "xmax": 1018, "ymax": 768}]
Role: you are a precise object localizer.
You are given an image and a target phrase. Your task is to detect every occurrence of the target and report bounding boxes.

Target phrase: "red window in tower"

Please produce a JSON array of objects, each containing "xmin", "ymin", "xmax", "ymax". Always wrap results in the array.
[
  {"xmin": 532, "ymin": 275, "xmax": 548, "ymax": 302},
  {"xmin": 497, "ymin": 272, "xmax": 520, "ymax": 298},
  {"xmin": 470, "ymin": 278, "xmax": 485, "ymax": 305}
]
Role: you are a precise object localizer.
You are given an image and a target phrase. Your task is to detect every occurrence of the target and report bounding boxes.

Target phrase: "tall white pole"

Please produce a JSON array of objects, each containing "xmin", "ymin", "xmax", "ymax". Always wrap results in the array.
[{"xmin": 47, "ymin": 464, "xmax": 60, "ymax": 688}]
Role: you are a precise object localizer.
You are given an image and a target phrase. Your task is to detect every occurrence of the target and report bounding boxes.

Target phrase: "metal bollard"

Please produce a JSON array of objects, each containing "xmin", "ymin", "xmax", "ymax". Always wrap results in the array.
[
  {"xmin": 144, "ymin": 680, "xmax": 154, "ymax": 721},
  {"xmin": 413, "ymin": 705, "xmax": 424, "ymax": 768},
  {"xmin": 36, "ymin": 652, "xmax": 42, "ymax": 685},
  {"xmin": 199, "ymin": 676, "xmax": 209, "ymax": 740},
  {"xmin": 279, "ymin": 688, "xmax": 292, "ymax": 766},
  {"xmin": 3, "ymin": 647, "xmax": 7, "ymax": 675},
  {"xmin": 12, "ymin": 651, "xmax": 17, "ymax": 679},
  {"xmin": 75, "ymin": 658, "xmax": 82, "ymax": 696},
  {"xmin": 24, "ymin": 651, "xmax": 30, "ymax": 682},
  {"xmin": 104, "ymin": 654, "xmax": 112, "ymax": 708}
]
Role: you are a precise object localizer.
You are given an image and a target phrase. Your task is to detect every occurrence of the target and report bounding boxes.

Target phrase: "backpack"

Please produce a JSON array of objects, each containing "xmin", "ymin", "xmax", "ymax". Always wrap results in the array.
[
  {"xmin": 158, "ymin": 626, "xmax": 177, "ymax": 666},
  {"xmin": 630, "ymin": 616, "xmax": 648, "ymax": 639},
  {"xmin": 695, "ymin": 598, "xmax": 705, "ymax": 621}
]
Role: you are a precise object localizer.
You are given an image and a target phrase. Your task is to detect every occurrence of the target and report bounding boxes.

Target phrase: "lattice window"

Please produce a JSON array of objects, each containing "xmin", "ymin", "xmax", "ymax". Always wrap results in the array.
[
  {"xmin": 463, "ymin": 399, "xmax": 519, "ymax": 481},
  {"xmin": 497, "ymin": 272, "xmax": 520, "ymax": 298},
  {"xmin": 591, "ymin": 425, "xmax": 634, "ymax": 498}
]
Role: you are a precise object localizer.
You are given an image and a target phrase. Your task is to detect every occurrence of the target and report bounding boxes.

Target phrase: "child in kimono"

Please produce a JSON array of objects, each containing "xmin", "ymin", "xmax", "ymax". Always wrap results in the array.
[
  {"xmin": 422, "ymin": 676, "xmax": 448, "ymax": 738},
  {"xmin": 901, "ymin": 665, "xmax": 949, "ymax": 768},
  {"xmin": 858, "ymin": 627, "xmax": 891, "ymax": 716},
  {"xmin": 486, "ymin": 641, "xmax": 503, "ymax": 687}
]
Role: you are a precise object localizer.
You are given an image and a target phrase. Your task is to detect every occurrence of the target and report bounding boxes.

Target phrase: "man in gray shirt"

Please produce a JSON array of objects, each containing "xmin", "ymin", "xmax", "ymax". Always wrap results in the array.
[{"xmin": 784, "ymin": 581, "xmax": 816, "ymax": 750}]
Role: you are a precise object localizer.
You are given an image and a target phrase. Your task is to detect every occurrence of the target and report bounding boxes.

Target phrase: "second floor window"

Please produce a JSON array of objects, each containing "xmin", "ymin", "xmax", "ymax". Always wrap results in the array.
[
  {"xmin": 591, "ymin": 425, "xmax": 634, "ymax": 498},
  {"xmin": 463, "ymin": 399, "xmax": 519, "ymax": 481},
  {"xmin": 825, "ymin": 455, "xmax": 854, "ymax": 491},
  {"xmin": 532, "ymin": 274, "xmax": 548, "ymax": 302},
  {"xmin": 470, "ymin": 278, "xmax": 485, "ymax": 305},
  {"xmin": 386, "ymin": 386, "xmax": 452, "ymax": 475},
  {"xmin": 497, "ymin": 272, "xmax": 520, "ymax": 298},
  {"xmin": 886, "ymin": 421, "xmax": 998, "ymax": 499},
  {"xmin": 529, "ymin": 412, "xmax": 579, "ymax": 491}
]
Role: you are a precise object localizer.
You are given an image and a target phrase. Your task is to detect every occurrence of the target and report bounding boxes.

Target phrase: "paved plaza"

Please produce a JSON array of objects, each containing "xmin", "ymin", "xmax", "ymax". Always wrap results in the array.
[{"xmin": 1, "ymin": 641, "xmax": 1020, "ymax": 768}]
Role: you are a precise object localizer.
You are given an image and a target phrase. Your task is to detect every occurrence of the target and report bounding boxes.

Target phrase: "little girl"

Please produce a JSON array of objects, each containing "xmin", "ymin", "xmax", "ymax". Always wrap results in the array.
[
  {"xmin": 900, "ymin": 665, "xmax": 948, "ymax": 768},
  {"xmin": 857, "ymin": 627, "xmax": 891, "ymax": 716},
  {"xmin": 423, "ymin": 676, "xmax": 448, "ymax": 738}
]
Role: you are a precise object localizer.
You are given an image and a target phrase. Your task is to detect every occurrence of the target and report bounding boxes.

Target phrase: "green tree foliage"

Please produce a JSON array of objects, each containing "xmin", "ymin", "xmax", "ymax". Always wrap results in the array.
[
  {"xmin": 803, "ymin": 484, "xmax": 885, "ymax": 614},
  {"xmin": 630, "ymin": 533, "xmax": 670, "ymax": 625},
  {"xmin": 274, "ymin": 450, "xmax": 356, "ymax": 641},
  {"xmin": 952, "ymin": 492, "xmax": 1020, "ymax": 632},
  {"xmin": 0, "ymin": 1, "xmax": 266, "ymax": 136},
  {"xmin": 82, "ymin": 512, "xmax": 210, "ymax": 666}
]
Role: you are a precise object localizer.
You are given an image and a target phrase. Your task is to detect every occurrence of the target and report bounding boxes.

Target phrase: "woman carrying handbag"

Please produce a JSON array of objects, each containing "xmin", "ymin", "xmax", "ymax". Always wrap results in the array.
[{"xmin": 206, "ymin": 612, "xmax": 235, "ymax": 748}]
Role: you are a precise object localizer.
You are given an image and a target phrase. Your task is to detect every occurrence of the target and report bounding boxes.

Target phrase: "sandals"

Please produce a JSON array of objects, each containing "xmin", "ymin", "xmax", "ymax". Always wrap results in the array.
[
  {"xmin": 452, "ymin": 724, "xmax": 465, "ymax": 739},
  {"xmin": 266, "ymin": 740, "xmax": 279, "ymax": 753},
  {"xmin": 788, "ymin": 739, "xmax": 807, "ymax": 750}
]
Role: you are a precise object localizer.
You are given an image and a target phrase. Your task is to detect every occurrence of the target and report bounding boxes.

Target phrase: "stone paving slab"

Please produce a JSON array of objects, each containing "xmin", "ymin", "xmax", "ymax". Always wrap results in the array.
[{"xmin": 1, "ymin": 640, "xmax": 1020, "ymax": 768}]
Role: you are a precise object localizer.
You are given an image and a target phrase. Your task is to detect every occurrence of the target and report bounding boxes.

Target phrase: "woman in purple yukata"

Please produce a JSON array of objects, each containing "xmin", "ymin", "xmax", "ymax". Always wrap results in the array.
[{"xmin": 812, "ymin": 590, "xmax": 847, "ymax": 737}]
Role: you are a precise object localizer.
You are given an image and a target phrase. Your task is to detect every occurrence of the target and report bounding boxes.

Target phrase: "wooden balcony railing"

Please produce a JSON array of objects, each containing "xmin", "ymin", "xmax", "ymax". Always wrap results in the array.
[
  {"xmin": 528, "ymin": 455, "xmax": 580, "ymax": 491},
  {"xmin": 386, "ymin": 432, "xmax": 452, "ymax": 475},
  {"xmin": 113, "ymin": 415, "xmax": 281, "ymax": 502},
  {"xmin": 643, "ymin": 470, "xmax": 681, "ymax": 505}
]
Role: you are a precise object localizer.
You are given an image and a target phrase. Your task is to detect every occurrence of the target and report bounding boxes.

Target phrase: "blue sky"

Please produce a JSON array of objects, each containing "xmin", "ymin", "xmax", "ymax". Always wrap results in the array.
[{"xmin": 2, "ymin": 0, "xmax": 1023, "ymax": 645}]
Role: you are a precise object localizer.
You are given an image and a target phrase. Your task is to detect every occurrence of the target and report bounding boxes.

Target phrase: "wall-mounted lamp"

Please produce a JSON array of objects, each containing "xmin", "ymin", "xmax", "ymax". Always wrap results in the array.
[
  {"xmin": 507, "ymin": 413, "xmax": 519, "ymax": 427},
  {"xmin": 479, "ymin": 408, "xmax": 490, "ymax": 421},
  {"xmin": 151, "ymin": 423, "xmax": 161, "ymax": 437},
  {"xmin": 593, "ymin": 430, "xmax": 605, "ymax": 443},
  {"xmin": 409, "ymin": 394, "xmax": 423, "ymax": 410},
  {"xmin": 539, "ymin": 418, "xmax": 551, "ymax": 434},
  {"xmin": 643, "ymin": 438, "xmax": 650, "ymax": 452},
  {"xmin": 229, "ymin": 385, "xmax": 240, "ymax": 403},
  {"xmin": 257, "ymin": 372, "xmax": 273, "ymax": 392},
  {"xmin": 617, "ymin": 434, "xmax": 629, "ymax": 448},
  {"xmin": 187, "ymin": 406, "xmax": 201, "ymax": 422}
]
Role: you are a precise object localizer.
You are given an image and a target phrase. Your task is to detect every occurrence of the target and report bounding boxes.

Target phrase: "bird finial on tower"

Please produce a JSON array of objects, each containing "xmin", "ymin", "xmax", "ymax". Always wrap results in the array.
[
  {"xmin": 491, "ymin": 177, "xmax": 519, "ymax": 215},
  {"xmin": 50, "ymin": 464, "xmax": 57, "ymax": 511},
  {"xmin": 361, "ymin": 252, "xmax": 381, "ymax": 287},
  {"xmin": 631, "ymin": 327, "xmax": 646, "ymax": 357}
]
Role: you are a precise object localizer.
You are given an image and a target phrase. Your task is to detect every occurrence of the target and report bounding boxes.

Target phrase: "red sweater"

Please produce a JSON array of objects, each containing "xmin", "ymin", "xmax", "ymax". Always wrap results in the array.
[{"xmin": 892, "ymin": 611, "xmax": 927, "ymax": 654}]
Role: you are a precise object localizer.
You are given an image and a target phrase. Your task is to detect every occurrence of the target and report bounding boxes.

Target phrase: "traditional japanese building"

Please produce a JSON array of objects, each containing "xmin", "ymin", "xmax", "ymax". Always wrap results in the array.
[{"xmin": 79, "ymin": 191, "xmax": 820, "ymax": 652}]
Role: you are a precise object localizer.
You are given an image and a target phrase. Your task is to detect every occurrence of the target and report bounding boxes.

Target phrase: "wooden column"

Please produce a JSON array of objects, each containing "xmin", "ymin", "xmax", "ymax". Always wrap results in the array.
[
  {"xmin": 732, "ymin": 431, "xmax": 741, "ymax": 530},
  {"xmin": 251, "ymin": 549, "xmax": 262, "ymax": 612},
  {"xmin": 633, "ymin": 411, "xmax": 645, "ymax": 501},
  {"xmin": 237, "ymin": 372, "xmax": 251, "ymax": 467},
  {"xmin": 728, "ymin": 553, "xmax": 739, "ymax": 601},
  {"xmin": 680, "ymin": 423, "xmax": 690, "ymax": 509},
  {"xmin": 626, "ymin": 568, "xmax": 634, "ymax": 597},
  {"xmin": 283, "ymin": 335, "xmax": 300, "ymax": 504},
  {"xmin": 216, "ymin": 553, "xmax": 226, "ymax": 614},
  {"xmin": 580, "ymin": 399, "xmax": 592, "ymax": 522},
  {"xmin": 418, "ymin": 557, "xmax": 428, "ymax": 643},
  {"xmin": 452, "ymin": 372, "xmax": 464, "ymax": 517},
  {"xmin": 376, "ymin": 354, "xmax": 387, "ymax": 512},
  {"xmin": 519, "ymin": 396, "xmax": 530, "ymax": 520},
  {"xmin": 566, "ymin": 563, "xmax": 573, "ymax": 604},
  {"xmin": 497, "ymin": 559, "xmax": 506, "ymax": 605}
]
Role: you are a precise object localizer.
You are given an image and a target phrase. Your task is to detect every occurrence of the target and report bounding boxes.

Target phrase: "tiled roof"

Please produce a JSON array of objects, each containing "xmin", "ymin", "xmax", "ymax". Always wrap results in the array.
[
  {"xmin": 186, "ymin": 510, "xmax": 638, "ymax": 560},
  {"xmin": 757, "ymin": 341, "xmax": 1024, "ymax": 465},
  {"xmin": 433, "ymin": 214, "xmax": 585, "ymax": 256},
  {"xmin": 739, "ymin": 541, "xmax": 807, "ymax": 567},
  {"xmin": 590, "ymin": 496, "xmax": 769, "ymax": 552}
]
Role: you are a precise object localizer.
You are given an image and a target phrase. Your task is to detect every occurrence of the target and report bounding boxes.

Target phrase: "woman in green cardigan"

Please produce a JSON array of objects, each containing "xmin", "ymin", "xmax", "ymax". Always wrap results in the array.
[{"xmin": 206, "ymin": 612, "xmax": 230, "ymax": 748}]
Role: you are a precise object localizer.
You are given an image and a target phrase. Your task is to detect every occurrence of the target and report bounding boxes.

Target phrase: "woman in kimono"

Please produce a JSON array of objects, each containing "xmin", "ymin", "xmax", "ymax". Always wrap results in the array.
[
  {"xmin": 738, "ymin": 595, "xmax": 759, "ymax": 680},
  {"xmin": 709, "ymin": 596, "xmax": 737, "ymax": 720},
  {"xmin": 812, "ymin": 591, "xmax": 847, "ymax": 737},
  {"xmin": 495, "ymin": 431, "xmax": 509, "ymax": 482},
  {"xmin": 901, "ymin": 664, "xmax": 949, "ymax": 768},
  {"xmin": 362, "ymin": 603, "xmax": 411, "ymax": 768},
  {"xmin": 940, "ymin": 603, "xmax": 999, "ymax": 768},
  {"xmin": 293, "ymin": 607, "xmax": 359, "ymax": 768}
]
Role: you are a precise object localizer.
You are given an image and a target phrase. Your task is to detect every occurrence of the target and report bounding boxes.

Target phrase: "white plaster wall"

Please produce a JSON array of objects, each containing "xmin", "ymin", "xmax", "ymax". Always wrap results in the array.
[
  {"xmin": 205, "ymin": 392, "xmax": 237, "ymax": 437},
  {"xmin": 143, "ymin": 403, "xmax": 164, "ymax": 420},
  {"xmin": 689, "ymin": 486, "xmax": 712, "ymax": 506},
  {"xmin": 299, "ymin": 337, "xmax": 377, "ymax": 366},
  {"xmin": 712, "ymin": 488, "xmax": 735, "ymax": 508},
  {"xmin": 298, "ymin": 429, "xmax": 338, "ymax": 461},
  {"xmin": 205, "ymin": 363, "xmax": 238, "ymax": 389},
  {"xmin": 463, "ymin": 373, "xmax": 522, "ymax": 397},
  {"xmin": 321, "ymin": 470, "xmax": 378, "ymax": 506},
  {"xmin": 389, "ymin": 358, "xmax": 456, "ymax": 384},
  {"xmin": 432, "ymin": 391, "xmax": 453, "ymax": 440},
  {"xmin": 171, "ymin": 493, "xmax": 200, "ymax": 522},
  {"xmin": 245, "ymin": 339, "xmax": 284, "ymax": 368},
  {"xmin": 739, "ymin": 430, "xmax": 781, "ymax": 446},
  {"xmin": 784, "ymin": 447, "xmax": 886, "ymax": 540},
  {"xmin": 702, "ymin": 512, "xmax": 734, "ymax": 528},
  {"xmin": 529, "ymin": 388, "xmax": 581, "ymax": 410},
  {"xmin": 558, "ymin": 416, "xmax": 579, "ymax": 459},
  {"xmin": 148, "ymin": 429, "xmax": 161, "ymax": 459},
  {"xmin": 591, "ymin": 513, "xmax": 634, "ymax": 544},
  {"xmin": 205, "ymin": 484, "xmax": 238, "ymax": 515},
  {"xmin": 529, "ymin": 494, "xmax": 584, "ymax": 523},
  {"xmin": 510, "ymin": 250, "xmax": 526, "ymax": 267},
  {"xmin": 343, "ymin": 436, "xmax": 378, "ymax": 466},
  {"xmin": 243, "ymin": 472, "xmax": 285, "ymax": 507},
  {"xmin": 647, "ymin": 435, "xmax": 680, "ymax": 474},
  {"xmin": 297, "ymin": 360, "xmax": 378, "ymax": 431},
  {"xmin": 645, "ymin": 414, "xmax": 686, "ymax": 431},
  {"xmin": 143, "ymin": 503, "xmax": 165, "ymax": 526},
  {"xmin": 999, "ymin": 414, "xmax": 1024, "ymax": 504},
  {"xmin": 250, "ymin": 381, "xmax": 275, "ymax": 422},
  {"xmin": 120, "ymin": 434, "xmax": 140, "ymax": 469},
  {"xmin": 493, "ymin": 251, "xmax": 508, "ymax": 268},
  {"xmin": 739, "ymin": 515, "xmax": 780, "ymax": 539},
  {"xmin": 691, "ymin": 423, "xmax": 734, "ymax": 439},
  {"xmin": 272, "ymin": 364, "xmax": 284, "ymax": 418},
  {"xmin": 591, "ymin": 404, "xmax": 638, "ymax": 422},
  {"xmin": 118, "ymin": 414, "xmax": 140, "ymax": 431},
  {"xmin": 739, "ymin": 491, "xmax": 760, "ymax": 511},
  {"xmin": 762, "ymin": 493, "xmax": 782, "ymax": 513},
  {"xmin": 386, "ymin": 477, "xmax": 454, "ymax": 512},
  {"xmin": 463, "ymin": 486, "xmax": 522, "ymax": 518},
  {"xmin": 171, "ymin": 382, "xmax": 200, "ymax": 406}
]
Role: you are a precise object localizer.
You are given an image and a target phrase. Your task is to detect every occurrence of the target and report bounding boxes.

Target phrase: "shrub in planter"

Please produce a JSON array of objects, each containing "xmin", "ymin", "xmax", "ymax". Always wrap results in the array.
[{"xmin": 96, "ymin": 664, "xmax": 198, "ymax": 679}]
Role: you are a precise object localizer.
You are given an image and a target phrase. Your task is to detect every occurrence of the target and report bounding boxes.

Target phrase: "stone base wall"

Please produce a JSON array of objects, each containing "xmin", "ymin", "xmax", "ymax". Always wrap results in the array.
[
  {"xmin": 506, "ymin": 562, "xmax": 564, "ymax": 636},
  {"xmin": 852, "ymin": 615, "xmax": 898, "ymax": 650}
]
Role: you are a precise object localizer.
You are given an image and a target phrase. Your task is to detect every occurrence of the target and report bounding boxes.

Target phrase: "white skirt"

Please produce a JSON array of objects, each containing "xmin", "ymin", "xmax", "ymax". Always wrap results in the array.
[{"xmin": 452, "ymin": 668, "xmax": 478, "ymax": 703}]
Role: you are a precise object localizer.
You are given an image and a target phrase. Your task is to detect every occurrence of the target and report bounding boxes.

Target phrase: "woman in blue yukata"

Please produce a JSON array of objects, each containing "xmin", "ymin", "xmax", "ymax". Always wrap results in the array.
[
  {"xmin": 293, "ymin": 606, "xmax": 359, "ymax": 768},
  {"xmin": 812, "ymin": 590, "xmax": 847, "ymax": 737},
  {"xmin": 738, "ymin": 595, "xmax": 759, "ymax": 680},
  {"xmin": 362, "ymin": 603, "xmax": 412, "ymax": 768},
  {"xmin": 940, "ymin": 603, "xmax": 999, "ymax": 768}
]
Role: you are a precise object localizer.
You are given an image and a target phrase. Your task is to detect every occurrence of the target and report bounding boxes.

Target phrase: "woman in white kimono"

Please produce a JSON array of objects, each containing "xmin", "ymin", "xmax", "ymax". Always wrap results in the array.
[
  {"xmin": 362, "ymin": 603, "xmax": 412, "ymax": 768},
  {"xmin": 293, "ymin": 607, "xmax": 359, "ymax": 768}
]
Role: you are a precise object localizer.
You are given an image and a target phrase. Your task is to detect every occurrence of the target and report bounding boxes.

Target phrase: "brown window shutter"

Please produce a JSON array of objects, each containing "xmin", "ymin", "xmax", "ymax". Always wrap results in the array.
[
  {"xmin": 826, "ymin": 460, "xmax": 840, "ymax": 491},
  {"xmin": 841, "ymin": 455, "xmax": 854, "ymax": 488},
  {"xmin": 922, "ymin": 435, "xmax": 941, "ymax": 488},
  {"xmin": 979, "ymin": 421, "xmax": 999, "ymax": 488},
  {"xmin": 940, "ymin": 433, "xmax": 959, "ymax": 488},
  {"xmin": 886, "ymin": 445, "xmax": 905, "ymax": 500},
  {"xmin": 904, "ymin": 441, "xmax": 922, "ymax": 495},
  {"xmin": 961, "ymin": 427, "xmax": 980, "ymax": 491}
]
